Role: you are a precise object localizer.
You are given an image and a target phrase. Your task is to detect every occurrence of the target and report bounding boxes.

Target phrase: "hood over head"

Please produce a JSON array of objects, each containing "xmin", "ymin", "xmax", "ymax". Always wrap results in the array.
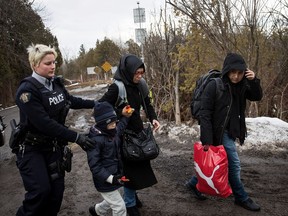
[
  {"xmin": 222, "ymin": 53, "xmax": 247, "ymax": 77},
  {"xmin": 113, "ymin": 54, "xmax": 145, "ymax": 85},
  {"xmin": 93, "ymin": 102, "xmax": 117, "ymax": 128},
  {"xmin": 93, "ymin": 101, "xmax": 117, "ymax": 136}
]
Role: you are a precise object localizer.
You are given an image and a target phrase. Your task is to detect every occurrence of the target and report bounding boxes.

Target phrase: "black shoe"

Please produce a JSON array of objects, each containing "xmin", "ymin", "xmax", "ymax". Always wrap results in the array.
[
  {"xmin": 89, "ymin": 206, "xmax": 99, "ymax": 216},
  {"xmin": 135, "ymin": 193, "xmax": 143, "ymax": 208},
  {"xmin": 185, "ymin": 182, "xmax": 207, "ymax": 200},
  {"xmin": 235, "ymin": 198, "xmax": 261, "ymax": 211},
  {"xmin": 127, "ymin": 206, "xmax": 141, "ymax": 216}
]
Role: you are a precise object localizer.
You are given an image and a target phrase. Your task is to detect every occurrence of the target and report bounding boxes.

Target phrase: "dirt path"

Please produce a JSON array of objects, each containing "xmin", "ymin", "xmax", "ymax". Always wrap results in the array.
[
  {"xmin": 1, "ymin": 85, "xmax": 287, "ymax": 215},
  {"xmin": 1, "ymin": 129, "xmax": 287, "ymax": 216}
]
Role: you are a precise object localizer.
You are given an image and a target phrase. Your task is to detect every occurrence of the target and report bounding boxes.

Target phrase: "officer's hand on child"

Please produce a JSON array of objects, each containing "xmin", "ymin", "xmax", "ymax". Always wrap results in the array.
[{"xmin": 75, "ymin": 133, "xmax": 95, "ymax": 151}]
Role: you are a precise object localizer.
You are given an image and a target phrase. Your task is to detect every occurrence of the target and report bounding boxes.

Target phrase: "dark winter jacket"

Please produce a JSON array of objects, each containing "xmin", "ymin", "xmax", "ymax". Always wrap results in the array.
[
  {"xmin": 86, "ymin": 116, "xmax": 129, "ymax": 193},
  {"xmin": 99, "ymin": 54, "xmax": 158, "ymax": 190},
  {"xmin": 200, "ymin": 55, "xmax": 263, "ymax": 146},
  {"xmin": 16, "ymin": 76, "xmax": 95, "ymax": 143},
  {"xmin": 100, "ymin": 55, "xmax": 157, "ymax": 133}
]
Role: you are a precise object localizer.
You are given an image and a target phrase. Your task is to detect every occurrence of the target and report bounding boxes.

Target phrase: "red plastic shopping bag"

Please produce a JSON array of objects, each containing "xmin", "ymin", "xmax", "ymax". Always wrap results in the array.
[{"xmin": 193, "ymin": 141, "xmax": 232, "ymax": 197}]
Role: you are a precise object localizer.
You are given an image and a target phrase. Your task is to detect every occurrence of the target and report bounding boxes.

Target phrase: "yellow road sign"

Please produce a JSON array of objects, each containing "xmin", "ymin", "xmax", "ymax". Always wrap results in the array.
[{"xmin": 101, "ymin": 61, "xmax": 112, "ymax": 72}]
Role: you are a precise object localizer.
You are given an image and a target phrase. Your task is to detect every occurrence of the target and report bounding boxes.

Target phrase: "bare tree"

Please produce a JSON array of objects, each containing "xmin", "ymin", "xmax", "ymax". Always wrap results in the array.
[
  {"xmin": 166, "ymin": 0, "xmax": 284, "ymax": 119},
  {"xmin": 144, "ymin": 3, "xmax": 183, "ymax": 124},
  {"xmin": 166, "ymin": 0, "xmax": 274, "ymax": 62}
]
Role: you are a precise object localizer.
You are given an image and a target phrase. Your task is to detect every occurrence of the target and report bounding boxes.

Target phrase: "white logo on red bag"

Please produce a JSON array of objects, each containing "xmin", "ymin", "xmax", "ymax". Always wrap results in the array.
[{"xmin": 194, "ymin": 162, "xmax": 220, "ymax": 194}]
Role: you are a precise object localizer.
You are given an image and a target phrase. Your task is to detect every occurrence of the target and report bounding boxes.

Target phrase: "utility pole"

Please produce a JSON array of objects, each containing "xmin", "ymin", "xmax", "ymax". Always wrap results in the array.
[
  {"xmin": 137, "ymin": 2, "xmax": 142, "ymax": 29},
  {"xmin": 133, "ymin": 1, "xmax": 146, "ymax": 61}
]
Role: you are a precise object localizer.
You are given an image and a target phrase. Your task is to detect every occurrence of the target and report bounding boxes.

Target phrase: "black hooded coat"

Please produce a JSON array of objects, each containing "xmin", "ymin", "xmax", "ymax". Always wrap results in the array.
[
  {"xmin": 199, "ymin": 53, "xmax": 263, "ymax": 145},
  {"xmin": 99, "ymin": 54, "xmax": 158, "ymax": 190}
]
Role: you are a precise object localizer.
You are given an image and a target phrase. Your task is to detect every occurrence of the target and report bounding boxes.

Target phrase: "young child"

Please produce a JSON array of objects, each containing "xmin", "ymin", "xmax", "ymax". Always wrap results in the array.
[{"xmin": 87, "ymin": 101, "xmax": 133, "ymax": 216}]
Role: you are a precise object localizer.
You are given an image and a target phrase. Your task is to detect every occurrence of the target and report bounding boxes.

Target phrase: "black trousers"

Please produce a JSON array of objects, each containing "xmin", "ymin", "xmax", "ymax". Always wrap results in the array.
[{"xmin": 16, "ymin": 145, "xmax": 65, "ymax": 216}]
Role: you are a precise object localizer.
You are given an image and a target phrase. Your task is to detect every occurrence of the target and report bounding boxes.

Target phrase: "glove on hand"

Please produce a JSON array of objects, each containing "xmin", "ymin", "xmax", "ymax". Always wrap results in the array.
[
  {"xmin": 112, "ymin": 175, "xmax": 124, "ymax": 186},
  {"xmin": 203, "ymin": 144, "xmax": 210, "ymax": 152},
  {"xmin": 76, "ymin": 134, "xmax": 95, "ymax": 151}
]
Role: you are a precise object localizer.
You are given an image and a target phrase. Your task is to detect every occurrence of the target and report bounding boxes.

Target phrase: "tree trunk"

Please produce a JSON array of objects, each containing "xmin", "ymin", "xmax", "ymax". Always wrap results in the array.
[{"xmin": 174, "ymin": 69, "xmax": 181, "ymax": 125}]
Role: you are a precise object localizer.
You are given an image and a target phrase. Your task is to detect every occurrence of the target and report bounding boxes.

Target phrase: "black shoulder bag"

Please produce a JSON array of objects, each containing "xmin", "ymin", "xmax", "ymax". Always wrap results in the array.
[{"xmin": 122, "ymin": 89, "xmax": 159, "ymax": 161}]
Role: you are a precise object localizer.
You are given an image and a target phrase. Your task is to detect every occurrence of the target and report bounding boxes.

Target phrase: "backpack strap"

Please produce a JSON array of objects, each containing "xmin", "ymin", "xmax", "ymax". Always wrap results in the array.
[
  {"xmin": 114, "ymin": 80, "xmax": 127, "ymax": 107},
  {"xmin": 137, "ymin": 78, "xmax": 150, "ymax": 118},
  {"xmin": 212, "ymin": 78, "xmax": 224, "ymax": 101},
  {"xmin": 208, "ymin": 69, "xmax": 221, "ymax": 74},
  {"xmin": 114, "ymin": 78, "xmax": 150, "ymax": 108}
]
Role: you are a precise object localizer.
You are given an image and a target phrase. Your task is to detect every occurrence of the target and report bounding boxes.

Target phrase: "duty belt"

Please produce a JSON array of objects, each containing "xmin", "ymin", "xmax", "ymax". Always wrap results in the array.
[{"xmin": 24, "ymin": 131, "xmax": 58, "ymax": 146}]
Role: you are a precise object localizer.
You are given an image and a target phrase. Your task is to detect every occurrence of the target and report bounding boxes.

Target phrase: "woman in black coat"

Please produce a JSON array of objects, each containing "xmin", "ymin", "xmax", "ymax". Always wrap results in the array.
[{"xmin": 99, "ymin": 54, "xmax": 160, "ymax": 216}]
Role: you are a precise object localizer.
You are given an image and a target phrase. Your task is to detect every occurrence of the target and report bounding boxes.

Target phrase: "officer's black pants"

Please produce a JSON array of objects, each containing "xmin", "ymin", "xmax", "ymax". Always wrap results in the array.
[{"xmin": 16, "ymin": 145, "xmax": 64, "ymax": 216}]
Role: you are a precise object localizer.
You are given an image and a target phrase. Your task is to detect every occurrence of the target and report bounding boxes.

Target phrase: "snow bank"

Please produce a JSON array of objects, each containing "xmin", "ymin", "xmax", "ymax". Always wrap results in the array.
[{"xmin": 166, "ymin": 117, "xmax": 288, "ymax": 152}]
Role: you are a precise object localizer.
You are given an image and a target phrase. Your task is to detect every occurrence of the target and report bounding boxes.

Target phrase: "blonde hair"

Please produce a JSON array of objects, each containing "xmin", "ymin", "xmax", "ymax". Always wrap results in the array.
[{"xmin": 27, "ymin": 44, "xmax": 57, "ymax": 70}]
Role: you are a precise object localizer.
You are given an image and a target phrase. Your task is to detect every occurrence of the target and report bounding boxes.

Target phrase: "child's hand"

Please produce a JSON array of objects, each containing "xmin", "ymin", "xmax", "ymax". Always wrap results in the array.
[
  {"xmin": 120, "ymin": 176, "xmax": 130, "ymax": 182},
  {"xmin": 122, "ymin": 105, "xmax": 134, "ymax": 117},
  {"xmin": 112, "ymin": 175, "xmax": 130, "ymax": 185},
  {"xmin": 125, "ymin": 105, "xmax": 134, "ymax": 114}
]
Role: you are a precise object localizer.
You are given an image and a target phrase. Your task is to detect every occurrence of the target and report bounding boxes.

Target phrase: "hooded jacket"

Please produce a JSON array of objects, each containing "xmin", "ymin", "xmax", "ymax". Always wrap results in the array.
[
  {"xmin": 200, "ymin": 53, "xmax": 263, "ymax": 145},
  {"xmin": 86, "ymin": 116, "xmax": 129, "ymax": 192},
  {"xmin": 99, "ymin": 54, "xmax": 158, "ymax": 190},
  {"xmin": 100, "ymin": 54, "xmax": 157, "ymax": 133}
]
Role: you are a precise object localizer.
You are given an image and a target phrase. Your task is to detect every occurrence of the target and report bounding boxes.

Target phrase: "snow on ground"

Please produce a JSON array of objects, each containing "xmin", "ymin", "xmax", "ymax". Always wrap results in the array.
[
  {"xmin": 68, "ymin": 84, "xmax": 107, "ymax": 93},
  {"xmin": 244, "ymin": 117, "xmax": 288, "ymax": 152},
  {"xmin": 166, "ymin": 124, "xmax": 200, "ymax": 144},
  {"xmin": 166, "ymin": 117, "xmax": 288, "ymax": 152}
]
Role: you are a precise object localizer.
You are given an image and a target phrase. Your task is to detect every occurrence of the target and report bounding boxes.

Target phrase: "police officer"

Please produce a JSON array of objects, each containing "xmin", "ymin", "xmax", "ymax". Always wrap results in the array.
[
  {"xmin": 15, "ymin": 44, "xmax": 96, "ymax": 216},
  {"xmin": 0, "ymin": 114, "xmax": 6, "ymax": 147}
]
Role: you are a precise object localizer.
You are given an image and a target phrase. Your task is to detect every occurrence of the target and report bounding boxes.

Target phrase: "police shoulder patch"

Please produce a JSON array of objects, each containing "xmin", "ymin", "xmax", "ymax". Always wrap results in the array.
[{"xmin": 19, "ymin": 92, "xmax": 31, "ymax": 103}]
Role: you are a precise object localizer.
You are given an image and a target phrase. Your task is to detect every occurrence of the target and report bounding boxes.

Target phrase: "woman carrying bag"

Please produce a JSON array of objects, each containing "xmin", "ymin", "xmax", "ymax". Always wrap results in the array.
[{"xmin": 99, "ymin": 54, "xmax": 160, "ymax": 216}]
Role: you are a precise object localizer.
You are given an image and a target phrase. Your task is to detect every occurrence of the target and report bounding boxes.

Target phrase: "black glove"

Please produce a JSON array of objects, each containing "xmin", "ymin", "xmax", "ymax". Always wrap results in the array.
[
  {"xmin": 112, "ymin": 175, "xmax": 124, "ymax": 186},
  {"xmin": 75, "ymin": 134, "xmax": 95, "ymax": 151}
]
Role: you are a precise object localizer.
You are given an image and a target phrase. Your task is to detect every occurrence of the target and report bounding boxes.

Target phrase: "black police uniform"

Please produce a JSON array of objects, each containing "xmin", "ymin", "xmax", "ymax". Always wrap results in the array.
[{"xmin": 15, "ymin": 75, "xmax": 95, "ymax": 216}]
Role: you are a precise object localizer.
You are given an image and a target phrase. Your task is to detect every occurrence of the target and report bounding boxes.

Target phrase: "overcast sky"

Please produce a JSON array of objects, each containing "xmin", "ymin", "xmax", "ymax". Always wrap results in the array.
[{"xmin": 34, "ymin": 0, "xmax": 166, "ymax": 58}]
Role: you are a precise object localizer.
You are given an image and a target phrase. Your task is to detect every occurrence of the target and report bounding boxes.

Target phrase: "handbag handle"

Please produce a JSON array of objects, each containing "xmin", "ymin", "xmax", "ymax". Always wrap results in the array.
[{"xmin": 138, "ymin": 87, "xmax": 149, "ymax": 120}]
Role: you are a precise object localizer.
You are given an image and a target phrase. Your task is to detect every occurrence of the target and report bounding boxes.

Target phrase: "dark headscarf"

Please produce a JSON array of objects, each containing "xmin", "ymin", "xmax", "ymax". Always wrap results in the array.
[{"xmin": 113, "ymin": 54, "xmax": 145, "ymax": 85}]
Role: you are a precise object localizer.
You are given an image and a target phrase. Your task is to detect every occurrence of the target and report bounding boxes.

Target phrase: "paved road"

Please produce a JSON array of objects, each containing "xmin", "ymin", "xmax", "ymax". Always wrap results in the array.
[{"xmin": 0, "ymin": 106, "xmax": 19, "ymax": 161}]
